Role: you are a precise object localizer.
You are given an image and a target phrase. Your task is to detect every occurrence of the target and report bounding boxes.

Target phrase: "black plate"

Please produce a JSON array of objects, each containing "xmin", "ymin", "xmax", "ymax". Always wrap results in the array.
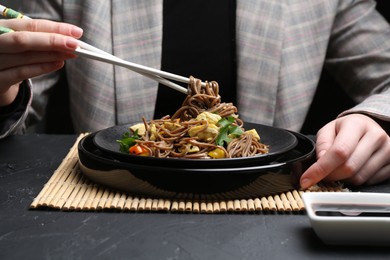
[
  {"xmin": 93, "ymin": 122, "xmax": 298, "ymax": 168},
  {"xmin": 79, "ymin": 131, "xmax": 315, "ymax": 198}
]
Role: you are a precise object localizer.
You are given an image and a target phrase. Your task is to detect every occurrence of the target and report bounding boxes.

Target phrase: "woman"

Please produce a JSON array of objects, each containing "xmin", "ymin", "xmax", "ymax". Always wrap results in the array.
[{"xmin": 1, "ymin": 0, "xmax": 390, "ymax": 189}]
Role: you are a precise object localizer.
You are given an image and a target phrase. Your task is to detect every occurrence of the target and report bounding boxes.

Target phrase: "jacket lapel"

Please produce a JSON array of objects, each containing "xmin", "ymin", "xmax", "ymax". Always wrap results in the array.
[
  {"xmin": 111, "ymin": 0, "xmax": 163, "ymax": 124},
  {"xmin": 236, "ymin": 0, "xmax": 284, "ymax": 126}
]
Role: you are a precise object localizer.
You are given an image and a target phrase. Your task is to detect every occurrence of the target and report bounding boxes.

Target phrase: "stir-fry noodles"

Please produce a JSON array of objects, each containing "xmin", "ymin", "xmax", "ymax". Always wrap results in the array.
[{"xmin": 117, "ymin": 76, "xmax": 269, "ymax": 159}]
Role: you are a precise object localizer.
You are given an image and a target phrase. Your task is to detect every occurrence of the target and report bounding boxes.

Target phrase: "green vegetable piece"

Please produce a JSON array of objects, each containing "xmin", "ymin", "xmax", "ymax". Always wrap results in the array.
[
  {"xmin": 116, "ymin": 130, "xmax": 140, "ymax": 153},
  {"xmin": 216, "ymin": 117, "xmax": 243, "ymax": 146}
]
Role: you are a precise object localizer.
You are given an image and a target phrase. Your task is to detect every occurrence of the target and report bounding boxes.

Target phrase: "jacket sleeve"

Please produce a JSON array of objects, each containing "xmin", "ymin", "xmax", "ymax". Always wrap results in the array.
[
  {"xmin": 0, "ymin": 81, "xmax": 31, "ymax": 138},
  {"xmin": 325, "ymin": 0, "xmax": 390, "ymax": 125}
]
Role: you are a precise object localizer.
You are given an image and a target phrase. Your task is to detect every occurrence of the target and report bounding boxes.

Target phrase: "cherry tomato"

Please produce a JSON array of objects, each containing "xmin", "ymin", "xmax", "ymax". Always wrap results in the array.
[{"xmin": 129, "ymin": 144, "xmax": 149, "ymax": 156}]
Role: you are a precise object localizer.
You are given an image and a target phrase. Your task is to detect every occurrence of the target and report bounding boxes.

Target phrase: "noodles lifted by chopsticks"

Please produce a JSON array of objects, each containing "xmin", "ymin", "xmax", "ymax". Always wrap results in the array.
[
  {"xmin": 117, "ymin": 76, "xmax": 269, "ymax": 159},
  {"xmin": 171, "ymin": 76, "xmax": 242, "ymax": 124}
]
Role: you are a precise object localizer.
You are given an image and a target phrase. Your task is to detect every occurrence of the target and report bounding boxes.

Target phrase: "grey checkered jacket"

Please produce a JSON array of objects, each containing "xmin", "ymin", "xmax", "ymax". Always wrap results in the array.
[{"xmin": 3, "ymin": 0, "xmax": 390, "ymax": 136}]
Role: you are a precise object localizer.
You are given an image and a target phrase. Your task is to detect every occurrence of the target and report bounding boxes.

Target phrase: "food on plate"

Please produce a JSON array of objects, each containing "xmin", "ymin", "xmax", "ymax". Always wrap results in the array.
[{"xmin": 117, "ymin": 76, "xmax": 269, "ymax": 159}]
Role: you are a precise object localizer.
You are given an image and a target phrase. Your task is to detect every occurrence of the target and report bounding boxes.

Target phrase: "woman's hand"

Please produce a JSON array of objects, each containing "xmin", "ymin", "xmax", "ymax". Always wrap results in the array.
[
  {"xmin": 0, "ymin": 18, "xmax": 83, "ymax": 106},
  {"xmin": 300, "ymin": 114, "xmax": 390, "ymax": 189}
]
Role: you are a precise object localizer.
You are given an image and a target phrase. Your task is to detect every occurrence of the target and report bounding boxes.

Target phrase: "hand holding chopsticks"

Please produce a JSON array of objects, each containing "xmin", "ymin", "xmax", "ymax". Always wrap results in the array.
[
  {"xmin": 0, "ymin": 11, "xmax": 79, "ymax": 93},
  {"xmin": 0, "ymin": 4, "xmax": 193, "ymax": 94}
]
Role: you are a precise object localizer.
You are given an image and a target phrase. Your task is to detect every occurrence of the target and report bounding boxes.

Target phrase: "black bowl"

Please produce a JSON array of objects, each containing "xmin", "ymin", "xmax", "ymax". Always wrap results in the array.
[
  {"xmin": 92, "ymin": 122, "xmax": 298, "ymax": 168},
  {"xmin": 78, "ymin": 130, "xmax": 315, "ymax": 199}
]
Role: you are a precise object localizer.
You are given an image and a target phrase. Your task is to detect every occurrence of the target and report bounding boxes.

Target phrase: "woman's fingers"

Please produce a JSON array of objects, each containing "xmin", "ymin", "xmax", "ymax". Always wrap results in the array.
[
  {"xmin": 0, "ymin": 31, "xmax": 79, "ymax": 53},
  {"xmin": 314, "ymin": 121, "xmax": 336, "ymax": 160},
  {"xmin": 300, "ymin": 120, "xmax": 361, "ymax": 189},
  {"xmin": 300, "ymin": 114, "xmax": 390, "ymax": 189},
  {"xmin": 0, "ymin": 49, "xmax": 76, "ymax": 89},
  {"xmin": 344, "ymin": 131, "xmax": 390, "ymax": 185},
  {"xmin": 0, "ymin": 19, "xmax": 83, "ymax": 53},
  {"xmin": 0, "ymin": 19, "xmax": 81, "ymax": 83},
  {"xmin": 0, "ymin": 19, "xmax": 83, "ymax": 105},
  {"xmin": 322, "ymin": 126, "xmax": 381, "ymax": 182},
  {"xmin": 0, "ymin": 61, "xmax": 65, "ymax": 93},
  {"xmin": 0, "ymin": 18, "xmax": 83, "ymax": 38},
  {"xmin": 0, "ymin": 19, "xmax": 81, "ymax": 87},
  {"xmin": 364, "ymin": 163, "xmax": 390, "ymax": 185},
  {"xmin": 0, "ymin": 51, "xmax": 76, "ymax": 71}
]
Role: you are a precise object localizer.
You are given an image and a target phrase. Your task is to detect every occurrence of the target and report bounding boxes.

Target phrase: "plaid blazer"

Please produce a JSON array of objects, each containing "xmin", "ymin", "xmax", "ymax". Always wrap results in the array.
[{"xmin": 10, "ymin": 0, "xmax": 390, "ymax": 134}]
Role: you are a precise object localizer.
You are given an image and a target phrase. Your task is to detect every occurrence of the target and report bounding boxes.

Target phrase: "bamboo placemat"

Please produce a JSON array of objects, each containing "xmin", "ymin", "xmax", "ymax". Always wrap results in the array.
[{"xmin": 30, "ymin": 134, "xmax": 349, "ymax": 213}]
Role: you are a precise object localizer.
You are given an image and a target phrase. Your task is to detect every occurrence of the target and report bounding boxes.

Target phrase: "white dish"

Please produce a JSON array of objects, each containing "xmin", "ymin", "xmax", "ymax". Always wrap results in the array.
[{"xmin": 301, "ymin": 192, "xmax": 390, "ymax": 246}]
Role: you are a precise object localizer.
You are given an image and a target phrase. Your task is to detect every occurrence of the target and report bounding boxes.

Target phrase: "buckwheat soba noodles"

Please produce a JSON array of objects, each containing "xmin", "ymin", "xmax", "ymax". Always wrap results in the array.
[{"xmin": 117, "ymin": 76, "xmax": 269, "ymax": 159}]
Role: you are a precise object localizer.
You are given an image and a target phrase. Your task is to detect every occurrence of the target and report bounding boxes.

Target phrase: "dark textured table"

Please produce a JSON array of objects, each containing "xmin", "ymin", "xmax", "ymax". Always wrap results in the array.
[{"xmin": 1, "ymin": 134, "xmax": 390, "ymax": 259}]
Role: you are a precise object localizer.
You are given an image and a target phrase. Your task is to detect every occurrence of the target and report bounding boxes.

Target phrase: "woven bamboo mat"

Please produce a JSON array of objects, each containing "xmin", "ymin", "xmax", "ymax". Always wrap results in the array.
[{"xmin": 30, "ymin": 134, "xmax": 349, "ymax": 213}]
